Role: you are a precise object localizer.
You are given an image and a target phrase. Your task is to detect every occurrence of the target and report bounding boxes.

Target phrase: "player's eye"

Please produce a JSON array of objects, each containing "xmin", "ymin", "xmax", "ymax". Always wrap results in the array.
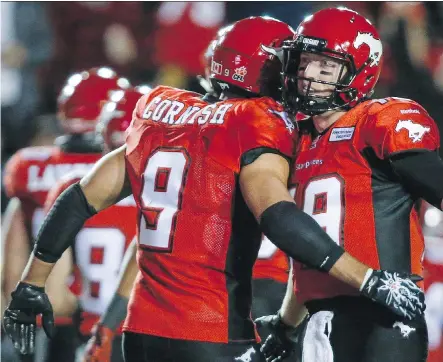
[{"xmin": 321, "ymin": 59, "xmax": 336, "ymax": 68}]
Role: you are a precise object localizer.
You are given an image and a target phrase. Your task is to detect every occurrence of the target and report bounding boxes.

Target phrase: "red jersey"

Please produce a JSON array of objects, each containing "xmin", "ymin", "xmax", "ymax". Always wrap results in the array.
[
  {"xmin": 45, "ymin": 172, "xmax": 137, "ymax": 336},
  {"xmin": 3, "ymin": 146, "xmax": 101, "ymax": 239},
  {"xmin": 124, "ymin": 86, "xmax": 295, "ymax": 343},
  {"xmin": 290, "ymin": 97, "xmax": 440, "ymax": 304},
  {"xmin": 420, "ymin": 202, "xmax": 443, "ymax": 362}
]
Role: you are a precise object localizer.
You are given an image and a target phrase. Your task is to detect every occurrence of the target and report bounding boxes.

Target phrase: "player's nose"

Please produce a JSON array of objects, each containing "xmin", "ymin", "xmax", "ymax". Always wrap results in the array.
[{"xmin": 303, "ymin": 62, "xmax": 320, "ymax": 80}]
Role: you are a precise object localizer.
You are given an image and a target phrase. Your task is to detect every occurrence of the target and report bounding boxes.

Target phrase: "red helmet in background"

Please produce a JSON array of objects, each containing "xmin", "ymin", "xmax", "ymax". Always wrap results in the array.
[
  {"xmin": 210, "ymin": 16, "xmax": 294, "ymax": 96},
  {"xmin": 57, "ymin": 67, "xmax": 131, "ymax": 134},
  {"xmin": 97, "ymin": 87, "xmax": 148, "ymax": 151},
  {"xmin": 282, "ymin": 7, "xmax": 383, "ymax": 114}
]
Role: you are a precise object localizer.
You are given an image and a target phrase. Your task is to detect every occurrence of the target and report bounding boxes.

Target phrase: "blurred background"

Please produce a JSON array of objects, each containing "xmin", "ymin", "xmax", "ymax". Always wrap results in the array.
[{"xmin": 1, "ymin": 2, "xmax": 443, "ymax": 362}]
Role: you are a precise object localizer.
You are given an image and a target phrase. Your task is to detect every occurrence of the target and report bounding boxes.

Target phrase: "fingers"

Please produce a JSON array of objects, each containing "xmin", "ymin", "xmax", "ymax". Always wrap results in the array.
[
  {"xmin": 410, "ymin": 274, "xmax": 423, "ymax": 283},
  {"xmin": 29, "ymin": 324, "xmax": 35, "ymax": 354},
  {"xmin": 41, "ymin": 310, "xmax": 55, "ymax": 338},
  {"xmin": 3, "ymin": 320, "xmax": 35, "ymax": 355},
  {"xmin": 261, "ymin": 335, "xmax": 286, "ymax": 362},
  {"xmin": 254, "ymin": 314, "xmax": 275, "ymax": 327},
  {"xmin": 20, "ymin": 324, "xmax": 35, "ymax": 355},
  {"xmin": 20, "ymin": 324, "xmax": 27, "ymax": 354},
  {"xmin": 254, "ymin": 315, "xmax": 269, "ymax": 327}
]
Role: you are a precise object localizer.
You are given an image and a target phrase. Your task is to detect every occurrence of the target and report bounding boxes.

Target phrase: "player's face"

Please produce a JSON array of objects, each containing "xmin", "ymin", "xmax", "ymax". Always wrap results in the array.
[{"xmin": 297, "ymin": 52, "xmax": 346, "ymax": 97}]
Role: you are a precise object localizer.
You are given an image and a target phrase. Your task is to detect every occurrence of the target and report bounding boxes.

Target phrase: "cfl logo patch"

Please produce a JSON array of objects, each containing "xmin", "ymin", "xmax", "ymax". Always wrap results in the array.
[{"xmin": 232, "ymin": 66, "xmax": 247, "ymax": 82}]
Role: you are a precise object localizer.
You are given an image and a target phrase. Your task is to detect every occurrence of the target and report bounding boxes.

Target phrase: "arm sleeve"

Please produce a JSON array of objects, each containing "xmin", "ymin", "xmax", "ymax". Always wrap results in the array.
[
  {"xmin": 44, "ymin": 176, "xmax": 80, "ymax": 213},
  {"xmin": 34, "ymin": 183, "xmax": 96, "ymax": 263},
  {"xmin": 390, "ymin": 150, "xmax": 443, "ymax": 210},
  {"xmin": 364, "ymin": 101, "xmax": 440, "ymax": 159},
  {"xmin": 260, "ymin": 201, "xmax": 345, "ymax": 272}
]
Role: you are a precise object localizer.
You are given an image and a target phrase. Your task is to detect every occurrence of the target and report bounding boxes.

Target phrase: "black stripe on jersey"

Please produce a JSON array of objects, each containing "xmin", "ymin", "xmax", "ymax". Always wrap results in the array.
[
  {"xmin": 225, "ymin": 175, "xmax": 262, "ymax": 342},
  {"xmin": 362, "ymin": 148, "xmax": 417, "ymax": 272},
  {"xmin": 241, "ymin": 147, "xmax": 291, "ymax": 168}
]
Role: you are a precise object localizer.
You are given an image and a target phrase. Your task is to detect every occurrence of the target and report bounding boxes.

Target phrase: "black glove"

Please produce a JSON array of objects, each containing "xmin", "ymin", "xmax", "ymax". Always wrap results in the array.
[
  {"xmin": 255, "ymin": 313, "xmax": 306, "ymax": 362},
  {"xmin": 360, "ymin": 270, "xmax": 425, "ymax": 320},
  {"xmin": 3, "ymin": 282, "xmax": 55, "ymax": 355}
]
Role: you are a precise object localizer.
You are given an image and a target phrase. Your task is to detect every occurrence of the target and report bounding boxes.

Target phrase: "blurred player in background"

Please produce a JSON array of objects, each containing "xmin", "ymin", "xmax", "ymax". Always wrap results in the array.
[
  {"xmin": 420, "ymin": 201, "xmax": 443, "ymax": 362},
  {"xmin": 44, "ymin": 88, "xmax": 146, "ymax": 362},
  {"xmin": 1, "ymin": 67, "xmax": 130, "ymax": 362}
]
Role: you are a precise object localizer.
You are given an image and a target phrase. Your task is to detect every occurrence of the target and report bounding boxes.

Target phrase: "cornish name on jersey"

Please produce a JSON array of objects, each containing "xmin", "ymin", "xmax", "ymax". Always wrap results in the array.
[{"xmin": 142, "ymin": 96, "xmax": 233, "ymax": 125}]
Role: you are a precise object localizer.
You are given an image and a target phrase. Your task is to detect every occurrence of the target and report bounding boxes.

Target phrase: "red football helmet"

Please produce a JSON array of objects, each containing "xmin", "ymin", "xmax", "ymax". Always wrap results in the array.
[
  {"xmin": 57, "ymin": 67, "xmax": 131, "ymax": 134},
  {"xmin": 282, "ymin": 7, "xmax": 383, "ymax": 114},
  {"xmin": 96, "ymin": 88, "xmax": 146, "ymax": 151},
  {"xmin": 210, "ymin": 16, "xmax": 294, "ymax": 96}
]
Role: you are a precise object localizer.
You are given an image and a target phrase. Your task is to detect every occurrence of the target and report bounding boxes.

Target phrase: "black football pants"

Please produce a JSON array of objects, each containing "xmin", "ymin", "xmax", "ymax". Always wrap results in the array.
[
  {"xmin": 122, "ymin": 332, "xmax": 265, "ymax": 362},
  {"xmin": 292, "ymin": 296, "xmax": 428, "ymax": 362}
]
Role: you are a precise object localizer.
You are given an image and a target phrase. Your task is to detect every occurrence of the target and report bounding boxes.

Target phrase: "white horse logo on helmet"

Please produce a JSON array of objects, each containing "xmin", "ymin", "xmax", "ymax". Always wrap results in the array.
[
  {"xmin": 353, "ymin": 32, "xmax": 383, "ymax": 67},
  {"xmin": 395, "ymin": 120, "xmax": 430, "ymax": 143}
]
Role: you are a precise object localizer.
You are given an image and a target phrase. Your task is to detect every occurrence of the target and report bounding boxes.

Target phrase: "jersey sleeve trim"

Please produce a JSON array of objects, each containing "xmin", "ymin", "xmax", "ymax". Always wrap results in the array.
[{"xmin": 240, "ymin": 147, "xmax": 291, "ymax": 168}]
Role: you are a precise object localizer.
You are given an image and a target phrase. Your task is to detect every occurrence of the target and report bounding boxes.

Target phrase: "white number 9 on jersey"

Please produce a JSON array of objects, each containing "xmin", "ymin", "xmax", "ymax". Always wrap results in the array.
[{"xmin": 138, "ymin": 148, "xmax": 190, "ymax": 251}]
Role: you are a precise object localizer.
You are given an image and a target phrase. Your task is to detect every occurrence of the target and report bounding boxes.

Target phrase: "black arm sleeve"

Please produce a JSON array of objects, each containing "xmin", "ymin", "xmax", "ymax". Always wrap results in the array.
[
  {"xmin": 389, "ymin": 150, "xmax": 443, "ymax": 210},
  {"xmin": 33, "ymin": 183, "xmax": 97, "ymax": 263},
  {"xmin": 260, "ymin": 201, "xmax": 345, "ymax": 272}
]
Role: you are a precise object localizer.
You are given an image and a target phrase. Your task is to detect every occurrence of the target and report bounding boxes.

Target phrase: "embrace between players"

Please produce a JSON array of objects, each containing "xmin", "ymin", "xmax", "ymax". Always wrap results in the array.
[{"xmin": 4, "ymin": 7, "xmax": 443, "ymax": 362}]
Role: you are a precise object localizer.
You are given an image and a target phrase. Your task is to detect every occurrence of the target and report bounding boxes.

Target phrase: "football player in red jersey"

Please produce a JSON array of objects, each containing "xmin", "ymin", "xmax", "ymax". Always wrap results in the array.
[
  {"xmin": 200, "ymin": 26, "xmax": 292, "ymax": 337},
  {"xmin": 3, "ymin": 17, "xmax": 426, "ymax": 362},
  {"xmin": 43, "ymin": 88, "xmax": 145, "ymax": 362},
  {"xmin": 258, "ymin": 7, "xmax": 443, "ymax": 362},
  {"xmin": 1, "ymin": 67, "xmax": 130, "ymax": 360}
]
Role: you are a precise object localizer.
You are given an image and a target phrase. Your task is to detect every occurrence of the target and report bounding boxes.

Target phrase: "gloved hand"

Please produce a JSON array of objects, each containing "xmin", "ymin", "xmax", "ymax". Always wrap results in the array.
[
  {"xmin": 3, "ymin": 282, "xmax": 54, "ymax": 355},
  {"xmin": 255, "ymin": 313, "xmax": 306, "ymax": 362},
  {"xmin": 360, "ymin": 269, "xmax": 425, "ymax": 320},
  {"xmin": 82, "ymin": 323, "xmax": 115, "ymax": 362}
]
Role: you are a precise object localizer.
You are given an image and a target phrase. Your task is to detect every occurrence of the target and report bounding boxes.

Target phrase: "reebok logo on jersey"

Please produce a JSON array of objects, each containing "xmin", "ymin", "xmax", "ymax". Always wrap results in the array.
[
  {"xmin": 400, "ymin": 109, "xmax": 420, "ymax": 115},
  {"xmin": 329, "ymin": 127, "xmax": 355, "ymax": 142},
  {"xmin": 395, "ymin": 120, "xmax": 430, "ymax": 143}
]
